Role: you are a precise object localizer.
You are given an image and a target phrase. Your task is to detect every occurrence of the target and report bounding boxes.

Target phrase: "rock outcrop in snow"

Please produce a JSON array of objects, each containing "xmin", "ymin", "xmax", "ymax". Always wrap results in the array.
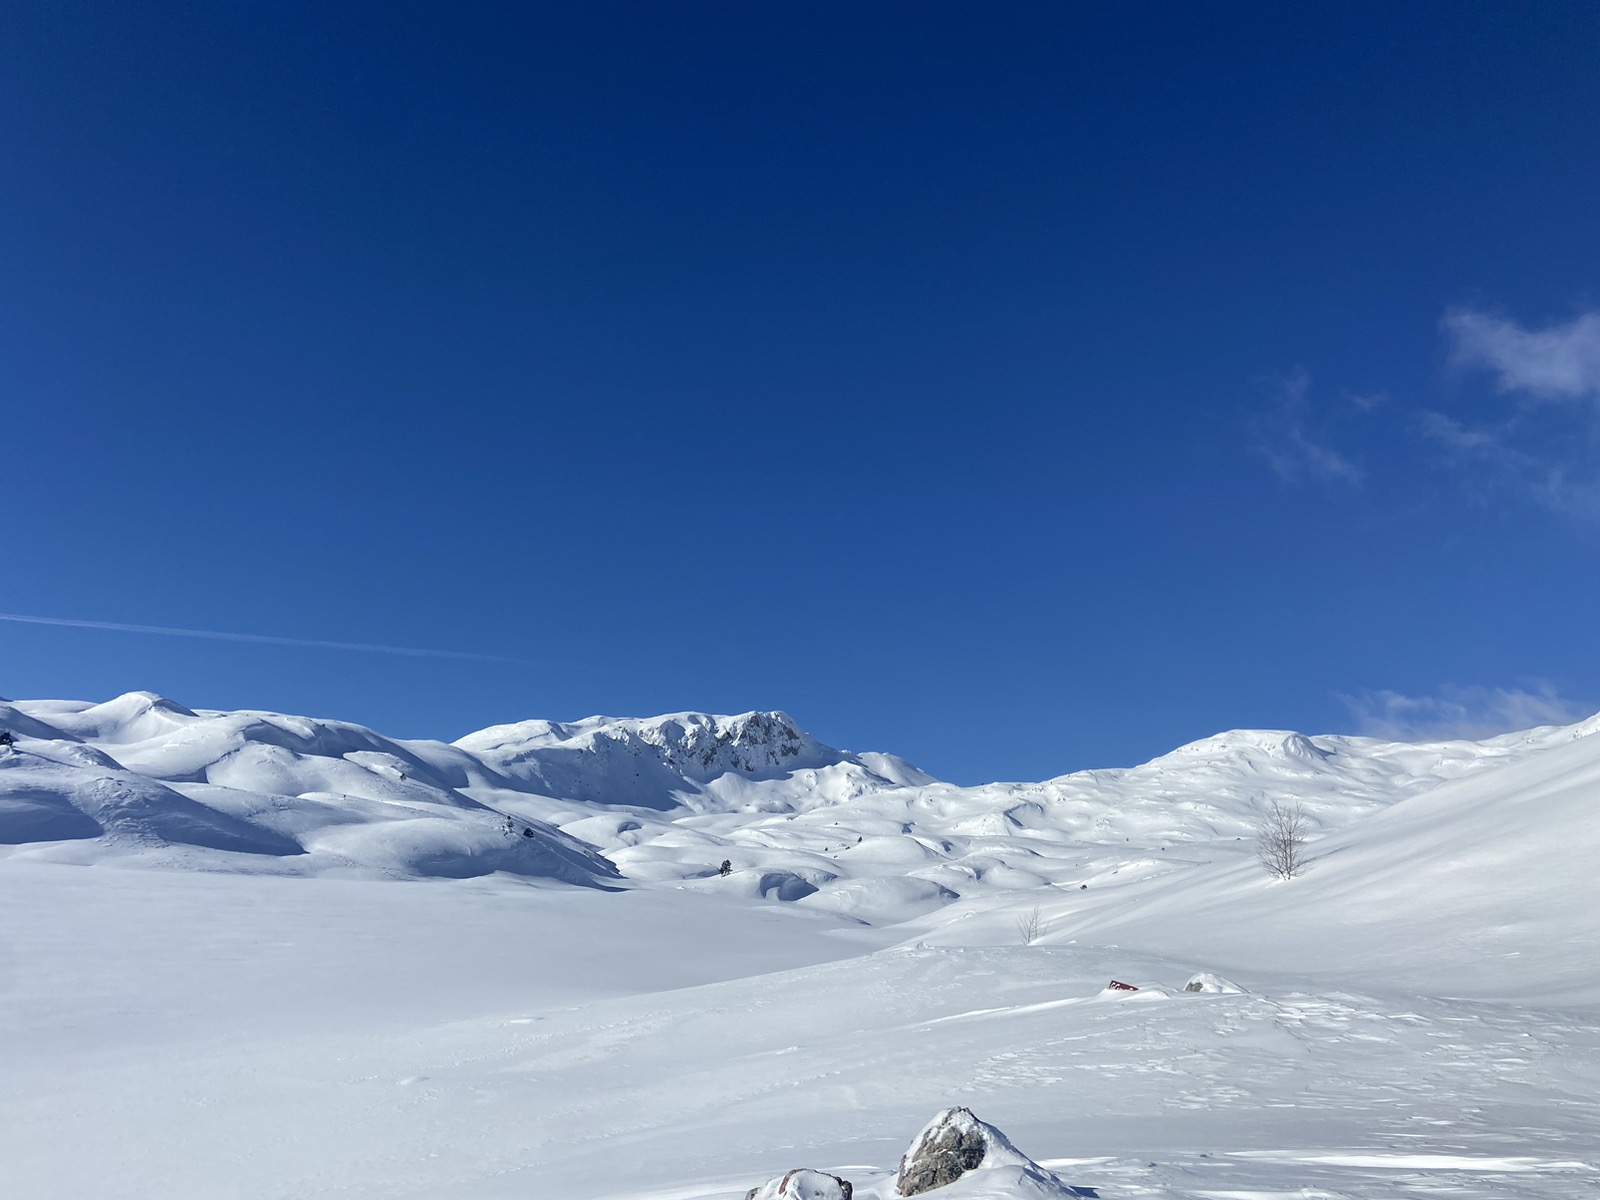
[
  {"xmin": 896, "ymin": 1107, "xmax": 1059, "ymax": 1196},
  {"xmin": 897, "ymin": 1107, "xmax": 990, "ymax": 1194},
  {"xmin": 456, "ymin": 709, "xmax": 928, "ymax": 812}
]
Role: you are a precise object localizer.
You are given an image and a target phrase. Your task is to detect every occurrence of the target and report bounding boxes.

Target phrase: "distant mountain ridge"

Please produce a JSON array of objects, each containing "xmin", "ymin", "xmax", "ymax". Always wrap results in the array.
[
  {"xmin": 455, "ymin": 708, "xmax": 933, "ymax": 812},
  {"xmin": 1, "ymin": 692, "xmax": 1596, "ymax": 926}
]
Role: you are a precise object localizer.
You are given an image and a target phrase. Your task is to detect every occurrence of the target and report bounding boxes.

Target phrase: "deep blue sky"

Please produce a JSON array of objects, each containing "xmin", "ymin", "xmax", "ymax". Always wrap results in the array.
[{"xmin": 4, "ymin": 3, "xmax": 1599, "ymax": 783}]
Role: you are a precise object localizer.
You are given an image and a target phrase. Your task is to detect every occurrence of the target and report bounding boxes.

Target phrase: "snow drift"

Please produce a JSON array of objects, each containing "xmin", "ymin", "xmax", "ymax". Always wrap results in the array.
[{"xmin": 2, "ymin": 691, "xmax": 1598, "ymax": 974}]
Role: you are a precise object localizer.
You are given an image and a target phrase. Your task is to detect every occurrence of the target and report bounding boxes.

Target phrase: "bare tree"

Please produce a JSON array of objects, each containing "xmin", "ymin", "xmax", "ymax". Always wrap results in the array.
[
  {"xmin": 1256, "ymin": 800, "xmax": 1310, "ymax": 879},
  {"xmin": 1015, "ymin": 906, "xmax": 1045, "ymax": 945}
]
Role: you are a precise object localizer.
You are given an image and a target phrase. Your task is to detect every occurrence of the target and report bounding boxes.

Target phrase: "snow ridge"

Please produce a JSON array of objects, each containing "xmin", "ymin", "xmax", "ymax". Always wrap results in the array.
[{"xmin": 1, "ymin": 692, "xmax": 1597, "ymax": 941}]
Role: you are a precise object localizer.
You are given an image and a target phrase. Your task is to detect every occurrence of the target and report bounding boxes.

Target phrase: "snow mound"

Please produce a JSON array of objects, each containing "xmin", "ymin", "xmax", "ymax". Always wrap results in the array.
[
  {"xmin": 705, "ymin": 867, "xmax": 835, "ymax": 902},
  {"xmin": 0, "ymin": 753, "xmax": 301, "ymax": 855},
  {"xmin": 1093, "ymin": 982, "xmax": 1174, "ymax": 1002},
  {"xmin": 0, "ymin": 693, "xmax": 620, "ymax": 885},
  {"xmin": 1183, "ymin": 971, "xmax": 1244, "ymax": 994},
  {"xmin": 746, "ymin": 1167, "xmax": 853, "ymax": 1200}
]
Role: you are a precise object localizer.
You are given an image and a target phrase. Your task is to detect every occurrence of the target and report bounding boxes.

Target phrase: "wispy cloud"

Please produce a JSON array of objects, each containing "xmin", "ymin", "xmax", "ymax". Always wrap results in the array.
[
  {"xmin": 1418, "ymin": 410, "xmax": 1513, "ymax": 458},
  {"xmin": 1443, "ymin": 308, "xmax": 1600, "ymax": 402},
  {"xmin": 1251, "ymin": 368, "xmax": 1364, "ymax": 486},
  {"xmin": 1343, "ymin": 389, "xmax": 1388, "ymax": 413},
  {"xmin": 0, "ymin": 612, "xmax": 527, "ymax": 664},
  {"xmin": 1416, "ymin": 409, "xmax": 1539, "ymax": 484},
  {"xmin": 1526, "ymin": 469, "xmax": 1600, "ymax": 522},
  {"xmin": 1429, "ymin": 306, "xmax": 1600, "ymax": 521},
  {"xmin": 1340, "ymin": 682, "xmax": 1591, "ymax": 742}
]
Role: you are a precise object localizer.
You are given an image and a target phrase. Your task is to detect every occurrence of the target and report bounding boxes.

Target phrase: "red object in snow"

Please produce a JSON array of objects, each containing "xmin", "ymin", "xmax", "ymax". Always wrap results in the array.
[{"xmin": 1107, "ymin": 980, "xmax": 1139, "ymax": 991}]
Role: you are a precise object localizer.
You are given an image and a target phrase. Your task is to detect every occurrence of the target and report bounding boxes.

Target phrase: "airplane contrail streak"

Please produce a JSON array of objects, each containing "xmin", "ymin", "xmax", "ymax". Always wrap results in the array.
[{"xmin": 0, "ymin": 612, "xmax": 528, "ymax": 664}]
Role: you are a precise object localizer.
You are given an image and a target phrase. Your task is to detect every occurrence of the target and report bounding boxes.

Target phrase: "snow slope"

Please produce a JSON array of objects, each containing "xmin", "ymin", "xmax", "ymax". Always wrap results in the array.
[
  {"xmin": 1, "ymin": 693, "xmax": 1598, "ymax": 1199},
  {"xmin": 5, "ymin": 691, "xmax": 1591, "ymax": 925},
  {"xmin": 995, "ymin": 714, "xmax": 1600, "ymax": 1002},
  {"xmin": 0, "ymin": 692, "xmax": 620, "ymax": 884}
]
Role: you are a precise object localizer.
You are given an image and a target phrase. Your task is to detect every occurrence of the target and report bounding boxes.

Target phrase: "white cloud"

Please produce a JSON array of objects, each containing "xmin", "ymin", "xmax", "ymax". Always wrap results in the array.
[
  {"xmin": 1419, "ymin": 410, "xmax": 1600, "ymax": 519},
  {"xmin": 1417, "ymin": 410, "xmax": 1515, "ymax": 459},
  {"xmin": 1252, "ymin": 368, "xmax": 1363, "ymax": 486},
  {"xmin": 1443, "ymin": 308, "xmax": 1600, "ymax": 402},
  {"xmin": 1341, "ymin": 683, "xmax": 1591, "ymax": 742},
  {"xmin": 1428, "ymin": 306, "xmax": 1600, "ymax": 522},
  {"xmin": 1528, "ymin": 468, "xmax": 1600, "ymax": 522},
  {"xmin": 1343, "ymin": 389, "xmax": 1388, "ymax": 412}
]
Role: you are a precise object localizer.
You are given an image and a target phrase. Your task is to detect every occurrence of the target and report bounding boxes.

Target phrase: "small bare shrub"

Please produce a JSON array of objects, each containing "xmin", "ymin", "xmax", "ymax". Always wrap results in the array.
[
  {"xmin": 1015, "ymin": 906, "xmax": 1045, "ymax": 944},
  {"xmin": 1256, "ymin": 800, "xmax": 1310, "ymax": 879}
]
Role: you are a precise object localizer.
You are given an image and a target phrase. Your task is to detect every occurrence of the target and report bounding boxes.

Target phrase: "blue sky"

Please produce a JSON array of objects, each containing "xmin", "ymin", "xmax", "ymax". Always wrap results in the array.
[{"xmin": 3, "ymin": 3, "xmax": 1598, "ymax": 783}]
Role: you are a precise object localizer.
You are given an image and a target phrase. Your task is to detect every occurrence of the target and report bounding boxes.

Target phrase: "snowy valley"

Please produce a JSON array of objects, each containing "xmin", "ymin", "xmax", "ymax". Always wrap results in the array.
[{"xmin": 1, "ymin": 692, "xmax": 1597, "ymax": 1199}]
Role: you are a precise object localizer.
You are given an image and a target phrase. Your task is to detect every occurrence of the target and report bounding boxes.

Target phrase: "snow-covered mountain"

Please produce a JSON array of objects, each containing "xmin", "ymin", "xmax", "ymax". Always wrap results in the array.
[
  {"xmin": 0, "ymin": 695, "xmax": 936, "ymax": 883},
  {"xmin": 0, "ymin": 691, "xmax": 620, "ymax": 884},
  {"xmin": 3, "ymin": 690, "xmax": 1597, "ymax": 928},
  {"xmin": 5, "ymin": 691, "xmax": 1600, "ymax": 1200},
  {"xmin": 456, "ymin": 707, "xmax": 934, "ymax": 810}
]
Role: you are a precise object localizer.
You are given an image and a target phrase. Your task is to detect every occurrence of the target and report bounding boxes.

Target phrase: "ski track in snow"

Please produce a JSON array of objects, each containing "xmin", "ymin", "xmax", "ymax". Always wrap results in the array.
[{"xmin": 1, "ymin": 693, "xmax": 1599, "ymax": 1199}]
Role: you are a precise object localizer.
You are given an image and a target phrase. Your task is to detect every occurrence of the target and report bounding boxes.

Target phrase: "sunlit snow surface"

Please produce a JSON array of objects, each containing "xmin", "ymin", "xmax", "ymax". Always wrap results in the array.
[{"xmin": 1, "ymin": 693, "xmax": 1598, "ymax": 1198}]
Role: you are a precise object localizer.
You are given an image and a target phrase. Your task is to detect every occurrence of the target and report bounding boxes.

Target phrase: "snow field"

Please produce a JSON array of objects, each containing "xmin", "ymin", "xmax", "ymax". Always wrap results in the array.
[
  {"xmin": 3, "ymin": 865, "xmax": 1595, "ymax": 1199},
  {"xmin": 2, "ymin": 693, "xmax": 1598, "ymax": 1198}
]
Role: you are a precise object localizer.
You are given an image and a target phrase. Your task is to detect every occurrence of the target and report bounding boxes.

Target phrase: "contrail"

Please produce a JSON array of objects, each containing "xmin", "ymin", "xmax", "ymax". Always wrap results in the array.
[{"xmin": 0, "ymin": 612, "xmax": 528, "ymax": 665}]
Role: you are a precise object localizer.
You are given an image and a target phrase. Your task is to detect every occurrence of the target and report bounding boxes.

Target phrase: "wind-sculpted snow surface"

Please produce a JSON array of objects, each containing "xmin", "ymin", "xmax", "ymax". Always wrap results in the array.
[
  {"xmin": 6, "ymin": 885, "xmax": 1597, "ymax": 1200},
  {"xmin": 0, "ymin": 694, "xmax": 617, "ymax": 884},
  {"xmin": 2, "ymin": 692, "xmax": 1598, "ymax": 915},
  {"xmin": 1000, "ymin": 713, "xmax": 1600, "ymax": 1003},
  {"xmin": 542, "ymin": 711, "xmax": 1600, "ymax": 926},
  {"xmin": 3, "ymin": 693, "xmax": 1600, "ymax": 1199}
]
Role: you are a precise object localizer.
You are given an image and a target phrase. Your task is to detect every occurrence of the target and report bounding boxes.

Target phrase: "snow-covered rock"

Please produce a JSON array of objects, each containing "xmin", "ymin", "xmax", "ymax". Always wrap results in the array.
[
  {"xmin": 895, "ymin": 1107, "xmax": 1059, "ymax": 1196},
  {"xmin": 1183, "ymin": 971, "xmax": 1244, "ymax": 993},
  {"xmin": 454, "ymin": 709, "xmax": 913, "ymax": 812},
  {"xmin": 746, "ymin": 1167, "xmax": 853, "ymax": 1200}
]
